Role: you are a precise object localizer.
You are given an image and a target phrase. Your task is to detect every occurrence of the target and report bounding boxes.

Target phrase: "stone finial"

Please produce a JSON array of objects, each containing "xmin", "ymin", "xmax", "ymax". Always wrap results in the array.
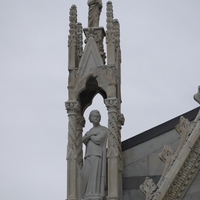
[
  {"xmin": 68, "ymin": 5, "xmax": 77, "ymax": 69},
  {"xmin": 113, "ymin": 19, "xmax": 121, "ymax": 64},
  {"xmin": 106, "ymin": 1, "xmax": 116, "ymax": 65},
  {"xmin": 69, "ymin": 5, "xmax": 77, "ymax": 45},
  {"xmin": 194, "ymin": 85, "xmax": 200, "ymax": 104},
  {"xmin": 77, "ymin": 22, "xmax": 83, "ymax": 64},
  {"xmin": 106, "ymin": 1, "xmax": 114, "ymax": 30},
  {"xmin": 140, "ymin": 177, "xmax": 158, "ymax": 200}
]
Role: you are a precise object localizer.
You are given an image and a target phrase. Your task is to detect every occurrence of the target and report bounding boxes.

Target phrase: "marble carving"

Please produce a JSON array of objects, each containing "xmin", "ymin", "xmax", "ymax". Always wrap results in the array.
[
  {"xmin": 87, "ymin": 0, "xmax": 102, "ymax": 27},
  {"xmin": 81, "ymin": 110, "xmax": 108, "ymax": 200}
]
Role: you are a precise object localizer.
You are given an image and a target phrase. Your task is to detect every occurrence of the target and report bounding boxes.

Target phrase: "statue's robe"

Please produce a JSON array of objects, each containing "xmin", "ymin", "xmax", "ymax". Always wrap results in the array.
[
  {"xmin": 87, "ymin": 0, "xmax": 102, "ymax": 27},
  {"xmin": 81, "ymin": 126, "xmax": 108, "ymax": 200}
]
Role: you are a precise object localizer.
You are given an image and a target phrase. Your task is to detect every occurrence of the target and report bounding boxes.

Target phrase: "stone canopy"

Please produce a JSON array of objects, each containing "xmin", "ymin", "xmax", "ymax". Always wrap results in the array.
[{"xmin": 65, "ymin": 1, "xmax": 200, "ymax": 200}]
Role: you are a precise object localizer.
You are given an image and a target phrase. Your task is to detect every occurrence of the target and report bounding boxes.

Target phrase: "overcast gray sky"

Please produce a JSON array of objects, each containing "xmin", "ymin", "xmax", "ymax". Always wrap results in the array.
[{"xmin": 1, "ymin": 0, "xmax": 200, "ymax": 200}]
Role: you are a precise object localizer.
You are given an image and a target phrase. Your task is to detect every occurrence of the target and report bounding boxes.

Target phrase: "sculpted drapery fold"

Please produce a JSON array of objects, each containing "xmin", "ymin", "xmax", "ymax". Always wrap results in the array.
[
  {"xmin": 67, "ymin": 2, "xmax": 123, "ymax": 200},
  {"xmin": 88, "ymin": 0, "xmax": 102, "ymax": 27},
  {"xmin": 81, "ymin": 110, "xmax": 108, "ymax": 200}
]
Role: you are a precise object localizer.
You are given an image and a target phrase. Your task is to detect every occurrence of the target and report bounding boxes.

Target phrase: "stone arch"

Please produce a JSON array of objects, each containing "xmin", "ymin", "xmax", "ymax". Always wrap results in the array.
[{"xmin": 78, "ymin": 76, "xmax": 107, "ymax": 115}]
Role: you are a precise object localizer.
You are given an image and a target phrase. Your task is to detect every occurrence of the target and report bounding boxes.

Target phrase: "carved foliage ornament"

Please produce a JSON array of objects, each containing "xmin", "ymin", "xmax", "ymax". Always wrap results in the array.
[
  {"xmin": 140, "ymin": 177, "xmax": 158, "ymax": 200},
  {"xmin": 68, "ymin": 5, "xmax": 77, "ymax": 47},
  {"xmin": 65, "ymin": 101, "xmax": 79, "ymax": 114},
  {"xmin": 77, "ymin": 22, "xmax": 83, "ymax": 63},
  {"xmin": 106, "ymin": 1, "xmax": 114, "ymax": 31}
]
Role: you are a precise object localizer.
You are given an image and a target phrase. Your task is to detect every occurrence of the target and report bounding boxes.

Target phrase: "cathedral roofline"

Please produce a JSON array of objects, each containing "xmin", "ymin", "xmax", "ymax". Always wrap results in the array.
[{"xmin": 122, "ymin": 106, "xmax": 200, "ymax": 151}]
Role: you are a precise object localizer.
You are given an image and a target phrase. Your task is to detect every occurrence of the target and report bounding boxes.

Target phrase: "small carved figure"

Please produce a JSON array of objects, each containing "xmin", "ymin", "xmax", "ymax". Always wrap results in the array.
[
  {"xmin": 81, "ymin": 110, "xmax": 108, "ymax": 200},
  {"xmin": 87, "ymin": 0, "xmax": 102, "ymax": 27}
]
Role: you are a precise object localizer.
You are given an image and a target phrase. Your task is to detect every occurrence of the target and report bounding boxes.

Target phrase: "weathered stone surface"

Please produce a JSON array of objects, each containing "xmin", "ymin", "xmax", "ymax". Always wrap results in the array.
[
  {"xmin": 67, "ymin": 2, "xmax": 200, "ymax": 200},
  {"xmin": 87, "ymin": 0, "xmax": 102, "ymax": 27},
  {"xmin": 183, "ymin": 169, "xmax": 200, "ymax": 200},
  {"xmin": 66, "ymin": 2, "xmax": 123, "ymax": 200},
  {"xmin": 123, "ymin": 190, "xmax": 145, "ymax": 200},
  {"xmin": 81, "ymin": 110, "xmax": 108, "ymax": 200},
  {"xmin": 123, "ymin": 129, "xmax": 179, "ymax": 177}
]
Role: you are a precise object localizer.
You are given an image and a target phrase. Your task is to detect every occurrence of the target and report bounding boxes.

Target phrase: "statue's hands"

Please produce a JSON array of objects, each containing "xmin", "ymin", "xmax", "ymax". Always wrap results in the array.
[
  {"xmin": 90, "ymin": 133, "xmax": 98, "ymax": 138},
  {"xmin": 90, "ymin": 134, "xmax": 100, "ymax": 145},
  {"xmin": 86, "ymin": 131, "xmax": 96, "ymax": 137}
]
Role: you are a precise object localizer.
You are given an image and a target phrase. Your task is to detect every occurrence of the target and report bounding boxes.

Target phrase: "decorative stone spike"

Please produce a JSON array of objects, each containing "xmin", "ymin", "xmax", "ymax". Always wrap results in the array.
[
  {"xmin": 194, "ymin": 85, "xmax": 200, "ymax": 104},
  {"xmin": 106, "ymin": 1, "xmax": 114, "ymax": 31},
  {"xmin": 113, "ymin": 19, "xmax": 121, "ymax": 65},
  {"xmin": 77, "ymin": 22, "xmax": 83, "ymax": 65},
  {"xmin": 106, "ymin": 1, "xmax": 115, "ymax": 65},
  {"xmin": 68, "ymin": 5, "xmax": 77, "ymax": 69}
]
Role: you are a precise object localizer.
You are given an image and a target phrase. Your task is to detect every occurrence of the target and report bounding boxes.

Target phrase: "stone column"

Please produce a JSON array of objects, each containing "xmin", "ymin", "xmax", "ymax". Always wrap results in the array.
[
  {"xmin": 105, "ymin": 97, "xmax": 119, "ymax": 200},
  {"xmin": 65, "ymin": 100, "xmax": 79, "ymax": 200},
  {"xmin": 76, "ymin": 116, "xmax": 85, "ymax": 200},
  {"xmin": 117, "ymin": 114, "xmax": 124, "ymax": 200}
]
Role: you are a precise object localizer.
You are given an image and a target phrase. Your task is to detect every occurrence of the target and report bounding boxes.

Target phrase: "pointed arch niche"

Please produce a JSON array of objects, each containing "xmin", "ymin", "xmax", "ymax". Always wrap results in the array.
[
  {"xmin": 66, "ymin": 3, "xmax": 123, "ymax": 199},
  {"xmin": 83, "ymin": 93, "xmax": 108, "ymax": 136}
]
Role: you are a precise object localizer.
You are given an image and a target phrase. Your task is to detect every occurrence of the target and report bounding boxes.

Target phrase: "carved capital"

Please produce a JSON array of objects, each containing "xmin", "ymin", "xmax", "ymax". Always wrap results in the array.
[
  {"xmin": 76, "ymin": 22, "xmax": 83, "ymax": 64},
  {"xmin": 140, "ymin": 177, "xmax": 158, "ymax": 200},
  {"xmin": 105, "ymin": 98, "xmax": 118, "ymax": 112},
  {"xmin": 65, "ymin": 100, "xmax": 79, "ymax": 114},
  {"xmin": 194, "ymin": 85, "xmax": 200, "ymax": 104}
]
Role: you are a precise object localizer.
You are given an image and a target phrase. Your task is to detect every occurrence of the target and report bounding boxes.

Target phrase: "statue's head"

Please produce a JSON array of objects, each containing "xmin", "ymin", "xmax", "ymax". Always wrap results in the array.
[{"xmin": 89, "ymin": 110, "xmax": 101, "ymax": 123}]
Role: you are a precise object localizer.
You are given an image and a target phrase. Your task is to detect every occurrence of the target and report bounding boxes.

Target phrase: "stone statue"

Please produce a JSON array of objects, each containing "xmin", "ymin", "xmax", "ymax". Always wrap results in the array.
[
  {"xmin": 81, "ymin": 110, "xmax": 108, "ymax": 200},
  {"xmin": 87, "ymin": 0, "xmax": 102, "ymax": 27}
]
